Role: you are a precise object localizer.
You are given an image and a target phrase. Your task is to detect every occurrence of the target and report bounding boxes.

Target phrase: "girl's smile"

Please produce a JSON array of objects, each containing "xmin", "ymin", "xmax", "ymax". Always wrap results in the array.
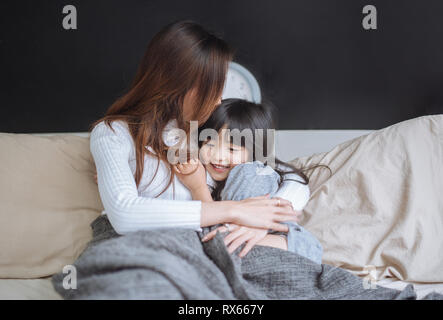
[
  {"xmin": 209, "ymin": 163, "xmax": 231, "ymax": 173},
  {"xmin": 200, "ymin": 126, "xmax": 250, "ymax": 181}
]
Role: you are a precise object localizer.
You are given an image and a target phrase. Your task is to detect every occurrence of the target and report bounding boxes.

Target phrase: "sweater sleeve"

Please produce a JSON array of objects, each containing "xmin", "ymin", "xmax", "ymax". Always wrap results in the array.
[
  {"xmin": 90, "ymin": 121, "xmax": 202, "ymax": 235},
  {"xmin": 273, "ymin": 170, "xmax": 310, "ymax": 211}
]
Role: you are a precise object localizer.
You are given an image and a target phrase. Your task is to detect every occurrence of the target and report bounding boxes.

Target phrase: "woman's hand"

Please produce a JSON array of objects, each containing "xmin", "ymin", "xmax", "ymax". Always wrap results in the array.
[
  {"xmin": 200, "ymin": 195, "xmax": 298, "ymax": 232},
  {"xmin": 272, "ymin": 196, "xmax": 302, "ymax": 222},
  {"xmin": 229, "ymin": 195, "xmax": 298, "ymax": 231},
  {"xmin": 173, "ymin": 159, "xmax": 207, "ymax": 192},
  {"xmin": 202, "ymin": 223, "xmax": 288, "ymax": 257}
]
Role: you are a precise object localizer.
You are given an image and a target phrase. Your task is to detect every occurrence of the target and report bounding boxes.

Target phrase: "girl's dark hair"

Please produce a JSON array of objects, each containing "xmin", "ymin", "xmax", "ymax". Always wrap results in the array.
[{"xmin": 198, "ymin": 98, "xmax": 328, "ymax": 200}]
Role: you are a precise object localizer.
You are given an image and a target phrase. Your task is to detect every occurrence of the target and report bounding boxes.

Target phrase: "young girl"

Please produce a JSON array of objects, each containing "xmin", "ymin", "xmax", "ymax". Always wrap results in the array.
[{"xmin": 174, "ymin": 99, "xmax": 323, "ymax": 263}]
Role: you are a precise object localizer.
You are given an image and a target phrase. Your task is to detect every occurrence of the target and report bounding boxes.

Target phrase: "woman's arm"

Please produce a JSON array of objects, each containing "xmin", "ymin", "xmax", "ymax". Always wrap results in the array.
[
  {"xmin": 90, "ymin": 121, "xmax": 204, "ymax": 235},
  {"xmin": 91, "ymin": 122, "xmax": 297, "ymax": 235}
]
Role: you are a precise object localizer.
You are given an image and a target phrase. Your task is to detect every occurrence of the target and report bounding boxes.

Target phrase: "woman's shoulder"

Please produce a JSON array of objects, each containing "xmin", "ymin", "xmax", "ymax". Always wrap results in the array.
[
  {"xmin": 91, "ymin": 119, "xmax": 129, "ymax": 135},
  {"xmin": 90, "ymin": 120, "xmax": 133, "ymax": 148}
]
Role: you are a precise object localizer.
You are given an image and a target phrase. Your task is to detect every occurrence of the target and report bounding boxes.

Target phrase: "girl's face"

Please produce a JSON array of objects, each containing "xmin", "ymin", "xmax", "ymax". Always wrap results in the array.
[{"xmin": 199, "ymin": 127, "xmax": 250, "ymax": 181}]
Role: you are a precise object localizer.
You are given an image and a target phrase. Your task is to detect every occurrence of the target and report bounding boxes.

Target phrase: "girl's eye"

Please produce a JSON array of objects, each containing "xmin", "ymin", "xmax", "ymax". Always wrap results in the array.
[{"xmin": 229, "ymin": 147, "xmax": 240, "ymax": 152}]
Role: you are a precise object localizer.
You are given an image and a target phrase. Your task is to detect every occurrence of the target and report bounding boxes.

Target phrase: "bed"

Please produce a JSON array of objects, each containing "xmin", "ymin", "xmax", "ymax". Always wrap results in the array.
[{"xmin": 1, "ymin": 117, "xmax": 442, "ymax": 299}]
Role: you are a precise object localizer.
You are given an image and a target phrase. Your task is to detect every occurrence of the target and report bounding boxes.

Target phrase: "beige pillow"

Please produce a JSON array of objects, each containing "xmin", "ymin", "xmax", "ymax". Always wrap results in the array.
[
  {"xmin": 290, "ymin": 115, "xmax": 443, "ymax": 282},
  {"xmin": 0, "ymin": 133, "xmax": 102, "ymax": 278}
]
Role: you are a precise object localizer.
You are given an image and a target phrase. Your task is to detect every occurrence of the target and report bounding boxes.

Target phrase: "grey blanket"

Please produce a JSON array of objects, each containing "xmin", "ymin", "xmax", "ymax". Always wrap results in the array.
[{"xmin": 52, "ymin": 215, "xmax": 443, "ymax": 300}]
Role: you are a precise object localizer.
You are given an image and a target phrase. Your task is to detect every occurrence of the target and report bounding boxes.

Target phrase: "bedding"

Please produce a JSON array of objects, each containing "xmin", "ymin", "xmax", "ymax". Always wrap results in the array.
[
  {"xmin": 0, "ymin": 277, "xmax": 61, "ymax": 300},
  {"xmin": 51, "ymin": 215, "xmax": 442, "ymax": 299},
  {"xmin": 2, "ymin": 277, "xmax": 442, "ymax": 300},
  {"xmin": 0, "ymin": 133, "xmax": 102, "ymax": 278},
  {"xmin": 290, "ymin": 115, "xmax": 443, "ymax": 282}
]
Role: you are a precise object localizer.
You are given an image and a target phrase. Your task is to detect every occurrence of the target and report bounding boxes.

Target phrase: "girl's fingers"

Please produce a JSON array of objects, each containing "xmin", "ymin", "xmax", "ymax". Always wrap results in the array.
[
  {"xmin": 223, "ymin": 228, "xmax": 245, "ymax": 246},
  {"xmin": 227, "ymin": 232, "xmax": 255, "ymax": 254},
  {"xmin": 239, "ymin": 237, "xmax": 260, "ymax": 258},
  {"xmin": 201, "ymin": 224, "xmax": 239, "ymax": 242},
  {"xmin": 201, "ymin": 227, "xmax": 225, "ymax": 242}
]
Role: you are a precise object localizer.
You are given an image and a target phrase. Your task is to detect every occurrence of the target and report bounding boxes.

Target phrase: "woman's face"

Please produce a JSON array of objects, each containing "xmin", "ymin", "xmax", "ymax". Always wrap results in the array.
[
  {"xmin": 199, "ymin": 127, "xmax": 250, "ymax": 181},
  {"xmin": 182, "ymin": 89, "xmax": 222, "ymax": 122}
]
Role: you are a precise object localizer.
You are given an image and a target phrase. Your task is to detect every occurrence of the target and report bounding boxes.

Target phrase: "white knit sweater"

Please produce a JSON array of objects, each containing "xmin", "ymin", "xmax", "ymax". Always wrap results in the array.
[{"xmin": 90, "ymin": 120, "xmax": 310, "ymax": 235}]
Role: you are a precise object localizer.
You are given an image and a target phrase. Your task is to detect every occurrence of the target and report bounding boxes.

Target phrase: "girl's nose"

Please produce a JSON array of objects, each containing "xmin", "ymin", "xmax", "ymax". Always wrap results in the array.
[{"xmin": 212, "ymin": 146, "xmax": 229, "ymax": 164}]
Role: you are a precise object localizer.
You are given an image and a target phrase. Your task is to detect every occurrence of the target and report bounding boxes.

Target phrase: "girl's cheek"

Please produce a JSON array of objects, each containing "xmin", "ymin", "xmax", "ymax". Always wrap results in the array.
[
  {"xmin": 199, "ymin": 147, "xmax": 211, "ymax": 165},
  {"xmin": 231, "ymin": 152, "xmax": 246, "ymax": 165},
  {"xmin": 241, "ymin": 149, "xmax": 251, "ymax": 163}
]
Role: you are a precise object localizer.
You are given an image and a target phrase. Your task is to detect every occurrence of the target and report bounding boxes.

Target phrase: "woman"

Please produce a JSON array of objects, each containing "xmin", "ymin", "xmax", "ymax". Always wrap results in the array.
[{"xmin": 89, "ymin": 20, "xmax": 301, "ymax": 250}]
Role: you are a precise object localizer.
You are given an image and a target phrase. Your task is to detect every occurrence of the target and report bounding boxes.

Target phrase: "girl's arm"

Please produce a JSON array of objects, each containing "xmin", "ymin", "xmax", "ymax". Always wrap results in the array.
[
  {"xmin": 256, "ymin": 234, "xmax": 288, "ymax": 250},
  {"xmin": 191, "ymin": 186, "xmax": 213, "ymax": 202},
  {"xmin": 273, "ymin": 172, "xmax": 310, "ymax": 211},
  {"xmin": 173, "ymin": 161, "xmax": 213, "ymax": 202}
]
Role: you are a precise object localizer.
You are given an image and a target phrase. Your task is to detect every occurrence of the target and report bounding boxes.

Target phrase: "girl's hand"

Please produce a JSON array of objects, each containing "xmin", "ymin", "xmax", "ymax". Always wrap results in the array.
[
  {"xmin": 203, "ymin": 223, "xmax": 287, "ymax": 257},
  {"xmin": 173, "ymin": 159, "xmax": 207, "ymax": 192}
]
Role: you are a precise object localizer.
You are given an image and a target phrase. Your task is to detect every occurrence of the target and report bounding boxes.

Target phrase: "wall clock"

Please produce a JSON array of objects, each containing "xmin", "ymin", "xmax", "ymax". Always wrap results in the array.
[{"xmin": 222, "ymin": 62, "xmax": 261, "ymax": 103}]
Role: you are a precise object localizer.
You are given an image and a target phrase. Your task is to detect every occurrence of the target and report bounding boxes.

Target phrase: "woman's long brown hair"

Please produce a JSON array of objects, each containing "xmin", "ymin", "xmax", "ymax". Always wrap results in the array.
[{"xmin": 90, "ymin": 21, "xmax": 234, "ymax": 196}]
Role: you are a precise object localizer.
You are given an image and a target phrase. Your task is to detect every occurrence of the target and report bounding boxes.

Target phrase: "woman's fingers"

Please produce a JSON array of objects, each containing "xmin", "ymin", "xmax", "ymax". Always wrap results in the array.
[
  {"xmin": 271, "ymin": 197, "xmax": 293, "ymax": 208},
  {"xmin": 272, "ymin": 205, "xmax": 298, "ymax": 217},
  {"xmin": 250, "ymin": 198, "xmax": 293, "ymax": 209},
  {"xmin": 269, "ymin": 222, "xmax": 291, "ymax": 232}
]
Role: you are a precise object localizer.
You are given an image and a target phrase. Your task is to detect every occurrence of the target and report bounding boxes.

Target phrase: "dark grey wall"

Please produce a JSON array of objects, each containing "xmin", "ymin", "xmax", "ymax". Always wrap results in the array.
[{"xmin": 1, "ymin": 0, "xmax": 442, "ymax": 132}]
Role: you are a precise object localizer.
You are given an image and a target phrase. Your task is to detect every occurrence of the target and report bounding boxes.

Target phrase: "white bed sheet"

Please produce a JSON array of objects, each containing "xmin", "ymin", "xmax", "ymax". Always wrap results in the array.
[{"xmin": 0, "ymin": 277, "xmax": 61, "ymax": 300}]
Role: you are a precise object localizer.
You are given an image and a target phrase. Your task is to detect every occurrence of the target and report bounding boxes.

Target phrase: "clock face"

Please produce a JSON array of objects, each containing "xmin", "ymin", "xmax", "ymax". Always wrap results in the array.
[{"xmin": 222, "ymin": 62, "xmax": 261, "ymax": 103}]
